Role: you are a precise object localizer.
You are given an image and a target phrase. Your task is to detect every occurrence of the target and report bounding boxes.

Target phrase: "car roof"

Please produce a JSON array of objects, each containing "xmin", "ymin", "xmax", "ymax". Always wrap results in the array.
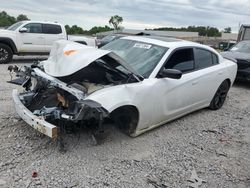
[
  {"xmin": 144, "ymin": 35, "xmax": 182, "ymax": 42},
  {"xmin": 20, "ymin": 20, "xmax": 63, "ymax": 25},
  {"xmin": 122, "ymin": 36, "xmax": 206, "ymax": 49}
]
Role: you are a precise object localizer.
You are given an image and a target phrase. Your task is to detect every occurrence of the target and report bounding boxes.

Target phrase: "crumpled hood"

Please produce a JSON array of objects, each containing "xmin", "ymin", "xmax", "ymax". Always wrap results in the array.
[
  {"xmin": 43, "ymin": 40, "xmax": 111, "ymax": 77},
  {"xmin": 221, "ymin": 51, "xmax": 250, "ymax": 61}
]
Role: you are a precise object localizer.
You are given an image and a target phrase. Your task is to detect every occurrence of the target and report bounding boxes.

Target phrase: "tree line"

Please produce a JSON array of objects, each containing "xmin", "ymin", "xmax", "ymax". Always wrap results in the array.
[
  {"xmin": 0, "ymin": 11, "xmax": 29, "ymax": 27},
  {"xmin": 0, "ymin": 11, "xmax": 232, "ymax": 37},
  {"xmin": 65, "ymin": 25, "xmax": 113, "ymax": 35}
]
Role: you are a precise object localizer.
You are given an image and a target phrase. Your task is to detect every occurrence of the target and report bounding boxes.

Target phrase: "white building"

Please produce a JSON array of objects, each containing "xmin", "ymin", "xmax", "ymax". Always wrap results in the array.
[
  {"xmin": 97, "ymin": 29, "xmax": 199, "ymax": 39},
  {"xmin": 221, "ymin": 33, "xmax": 238, "ymax": 41}
]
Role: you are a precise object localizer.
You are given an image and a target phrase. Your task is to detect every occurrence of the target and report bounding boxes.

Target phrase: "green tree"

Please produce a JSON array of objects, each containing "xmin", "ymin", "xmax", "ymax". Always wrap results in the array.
[
  {"xmin": 89, "ymin": 25, "xmax": 113, "ymax": 34},
  {"xmin": 65, "ymin": 25, "xmax": 71, "ymax": 34},
  {"xmin": 152, "ymin": 25, "xmax": 222, "ymax": 37},
  {"xmin": 0, "ymin": 11, "xmax": 16, "ymax": 27},
  {"xmin": 16, "ymin": 14, "xmax": 29, "ymax": 22},
  {"xmin": 65, "ymin": 25, "xmax": 89, "ymax": 35},
  {"xmin": 207, "ymin": 27, "xmax": 221, "ymax": 37},
  {"xmin": 223, "ymin": 27, "xmax": 232, "ymax": 33},
  {"xmin": 109, "ymin": 15, "xmax": 123, "ymax": 31}
]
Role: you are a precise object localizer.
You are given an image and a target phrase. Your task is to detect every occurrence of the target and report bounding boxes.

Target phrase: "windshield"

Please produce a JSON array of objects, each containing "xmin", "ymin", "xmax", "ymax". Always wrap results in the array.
[
  {"xmin": 230, "ymin": 40, "xmax": 250, "ymax": 53},
  {"xmin": 7, "ymin": 22, "xmax": 24, "ymax": 31},
  {"xmin": 101, "ymin": 39, "xmax": 168, "ymax": 78},
  {"xmin": 101, "ymin": 35, "xmax": 116, "ymax": 42}
]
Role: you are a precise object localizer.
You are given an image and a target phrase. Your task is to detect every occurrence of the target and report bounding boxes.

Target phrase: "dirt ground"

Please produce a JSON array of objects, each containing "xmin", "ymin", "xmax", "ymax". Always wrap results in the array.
[{"xmin": 0, "ymin": 57, "xmax": 250, "ymax": 188}]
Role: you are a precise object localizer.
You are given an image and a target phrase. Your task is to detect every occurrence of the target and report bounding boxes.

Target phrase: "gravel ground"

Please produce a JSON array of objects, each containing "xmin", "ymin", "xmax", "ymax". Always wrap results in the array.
[{"xmin": 0, "ymin": 58, "xmax": 250, "ymax": 188}]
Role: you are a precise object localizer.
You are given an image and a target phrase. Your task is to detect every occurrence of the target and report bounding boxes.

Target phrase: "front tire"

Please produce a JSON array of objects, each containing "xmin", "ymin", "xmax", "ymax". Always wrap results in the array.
[
  {"xmin": 0, "ymin": 43, "xmax": 13, "ymax": 64},
  {"xmin": 209, "ymin": 80, "xmax": 230, "ymax": 110}
]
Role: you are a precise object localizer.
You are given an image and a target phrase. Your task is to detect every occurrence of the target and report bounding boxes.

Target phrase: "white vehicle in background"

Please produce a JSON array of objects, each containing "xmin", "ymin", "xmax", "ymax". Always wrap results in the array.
[
  {"xmin": 8, "ymin": 36, "xmax": 237, "ymax": 141},
  {"xmin": 0, "ymin": 21, "xmax": 97, "ymax": 63}
]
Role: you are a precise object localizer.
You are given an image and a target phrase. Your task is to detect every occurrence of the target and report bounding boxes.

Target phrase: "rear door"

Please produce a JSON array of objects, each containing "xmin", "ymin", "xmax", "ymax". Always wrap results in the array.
[
  {"xmin": 18, "ymin": 23, "xmax": 45, "ymax": 53},
  {"xmin": 192, "ymin": 48, "xmax": 226, "ymax": 104},
  {"xmin": 42, "ymin": 24, "xmax": 65, "ymax": 52}
]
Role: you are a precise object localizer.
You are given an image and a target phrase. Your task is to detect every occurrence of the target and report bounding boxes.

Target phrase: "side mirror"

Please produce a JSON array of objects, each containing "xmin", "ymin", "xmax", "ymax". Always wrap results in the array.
[
  {"xmin": 159, "ymin": 69, "xmax": 182, "ymax": 79},
  {"xmin": 19, "ymin": 27, "xmax": 28, "ymax": 33}
]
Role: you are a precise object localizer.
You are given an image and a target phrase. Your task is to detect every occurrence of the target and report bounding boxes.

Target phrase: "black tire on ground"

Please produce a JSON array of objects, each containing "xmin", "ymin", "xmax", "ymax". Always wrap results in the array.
[
  {"xmin": 0, "ymin": 43, "xmax": 13, "ymax": 64},
  {"xmin": 209, "ymin": 80, "xmax": 230, "ymax": 110},
  {"xmin": 111, "ymin": 106, "xmax": 138, "ymax": 136}
]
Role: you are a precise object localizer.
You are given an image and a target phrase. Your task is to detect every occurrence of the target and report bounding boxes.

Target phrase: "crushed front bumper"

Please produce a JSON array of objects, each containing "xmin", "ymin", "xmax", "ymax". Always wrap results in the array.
[{"xmin": 12, "ymin": 89, "xmax": 58, "ymax": 138}]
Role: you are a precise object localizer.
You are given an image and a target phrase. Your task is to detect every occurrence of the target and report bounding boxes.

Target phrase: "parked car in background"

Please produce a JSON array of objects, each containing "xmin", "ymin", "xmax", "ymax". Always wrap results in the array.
[
  {"xmin": 8, "ymin": 36, "xmax": 237, "ymax": 140},
  {"xmin": 221, "ymin": 40, "xmax": 250, "ymax": 81},
  {"xmin": 97, "ymin": 34, "xmax": 126, "ymax": 48},
  {"xmin": 219, "ymin": 41, "xmax": 236, "ymax": 51},
  {"xmin": 0, "ymin": 21, "xmax": 97, "ymax": 64}
]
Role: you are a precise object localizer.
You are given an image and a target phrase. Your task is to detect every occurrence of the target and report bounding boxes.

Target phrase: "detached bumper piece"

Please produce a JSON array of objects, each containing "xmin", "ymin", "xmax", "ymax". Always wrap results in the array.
[{"xmin": 12, "ymin": 89, "xmax": 58, "ymax": 138}]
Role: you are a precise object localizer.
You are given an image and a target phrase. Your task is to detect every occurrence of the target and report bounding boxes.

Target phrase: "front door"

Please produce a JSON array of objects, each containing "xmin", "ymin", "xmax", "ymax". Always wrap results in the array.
[
  {"xmin": 150, "ymin": 48, "xmax": 202, "ymax": 125},
  {"xmin": 17, "ymin": 23, "xmax": 45, "ymax": 53}
]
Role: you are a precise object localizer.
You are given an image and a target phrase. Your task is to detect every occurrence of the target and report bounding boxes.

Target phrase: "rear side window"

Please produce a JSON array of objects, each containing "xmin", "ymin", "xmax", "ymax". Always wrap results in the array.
[
  {"xmin": 23, "ymin": 23, "xmax": 42, "ymax": 33},
  {"xmin": 243, "ymin": 28, "xmax": 250, "ymax": 40},
  {"xmin": 194, "ymin": 48, "xmax": 214, "ymax": 69},
  {"xmin": 43, "ymin": 24, "xmax": 62, "ymax": 34},
  {"xmin": 212, "ymin": 53, "xmax": 219, "ymax": 65},
  {"xmin": 164, "ymin": 48, "xmax": 195, "ymax": 73}
]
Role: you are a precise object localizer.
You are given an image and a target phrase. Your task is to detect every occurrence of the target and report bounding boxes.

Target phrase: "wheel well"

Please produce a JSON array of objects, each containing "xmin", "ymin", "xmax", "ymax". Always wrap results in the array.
[
  {"xmin": 0, "ymin": 38, "xmax": 17, "ymax": 54},
  {"xmin": 111, "ymin": 105, "xmax": 139, "ymax": 134},
  {"xmin": 225, "ymin": 78, "xmax": 231, "ymax": 87}
]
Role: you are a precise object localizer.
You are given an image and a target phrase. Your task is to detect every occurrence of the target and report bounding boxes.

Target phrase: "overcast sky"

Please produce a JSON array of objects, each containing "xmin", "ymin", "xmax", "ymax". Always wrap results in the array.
[{"xmin": 2, "ymin": 0, "xmax": 250, "ymax": 32}]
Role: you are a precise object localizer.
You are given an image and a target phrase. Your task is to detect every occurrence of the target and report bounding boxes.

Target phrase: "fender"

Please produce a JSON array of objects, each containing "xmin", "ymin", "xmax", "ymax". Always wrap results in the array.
[{"xmin": 0, "ymin": 37, "xmax": 18, "ymax": 54}]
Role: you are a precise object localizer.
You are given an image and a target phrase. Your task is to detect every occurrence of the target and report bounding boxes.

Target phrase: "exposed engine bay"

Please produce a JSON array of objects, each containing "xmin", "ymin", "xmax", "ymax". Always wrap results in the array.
[
  {"xmin": 7, "ymin": 40, "xmax": 143, "ymax": 148},
  {"xmin": 8, "ymin": 62, "xmax": 139, "ymax": 147}
]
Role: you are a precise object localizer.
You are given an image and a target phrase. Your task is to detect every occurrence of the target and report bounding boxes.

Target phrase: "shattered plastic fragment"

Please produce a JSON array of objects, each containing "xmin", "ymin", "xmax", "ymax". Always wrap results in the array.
[{"xmin": 188, "ymin": 169, "xmax": 206, "ymax": 188}]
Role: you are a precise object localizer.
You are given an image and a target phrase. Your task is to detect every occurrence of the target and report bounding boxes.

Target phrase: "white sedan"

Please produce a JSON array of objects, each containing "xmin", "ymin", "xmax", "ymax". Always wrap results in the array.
[{"xmin": 9, "ymin": 36, "xmax": 237, "ymax": 139}]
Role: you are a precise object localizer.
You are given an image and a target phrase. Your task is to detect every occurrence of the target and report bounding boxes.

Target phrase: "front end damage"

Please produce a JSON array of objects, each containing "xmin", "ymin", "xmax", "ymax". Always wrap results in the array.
[
  {"xmin": 8, "ymin": 41, "xmax": 141, "ymax": 144},
  {"xmin": 9, "ymin": 66, "xmax": 109, "ymax": 139}
]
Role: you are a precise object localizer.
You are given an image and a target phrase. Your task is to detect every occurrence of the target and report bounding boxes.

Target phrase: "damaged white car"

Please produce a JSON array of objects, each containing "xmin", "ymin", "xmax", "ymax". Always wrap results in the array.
[{"xmin": 8, "ymin": 36, "xmax": 237, "ymax": 141}]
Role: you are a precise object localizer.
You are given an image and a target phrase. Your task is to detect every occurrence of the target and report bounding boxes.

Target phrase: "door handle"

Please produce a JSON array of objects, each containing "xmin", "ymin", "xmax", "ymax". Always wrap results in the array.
[
  {"xmin": 38, "ymin": 36, "xmax": 44, "ymax": 39},
  {"xmin": 192, "ymin": 81, "xmax": 198, "ymax": 85}
]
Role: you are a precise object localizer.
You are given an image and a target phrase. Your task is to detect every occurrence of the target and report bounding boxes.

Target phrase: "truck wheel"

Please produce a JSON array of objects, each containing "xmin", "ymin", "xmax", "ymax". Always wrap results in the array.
[{"xmin": 0, "ymin": 43, "xmax": 13, "ymax": 64}]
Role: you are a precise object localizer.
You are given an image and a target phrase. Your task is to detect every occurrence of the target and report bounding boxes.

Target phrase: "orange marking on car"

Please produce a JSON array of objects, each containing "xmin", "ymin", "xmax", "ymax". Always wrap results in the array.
[{"xmin": 64, "ymin": 50, "xmax": 77, "ymax": 56}]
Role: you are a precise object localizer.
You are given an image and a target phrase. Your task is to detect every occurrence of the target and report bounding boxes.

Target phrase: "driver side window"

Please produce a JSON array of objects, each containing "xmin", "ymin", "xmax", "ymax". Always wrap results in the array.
[
  {"xmin": 164, "ymin": 48, "xmax": 195, "ymax": 73},
  {"xmin": 23, "ymin": 23, "xmax": 42, "ymax": 33}
]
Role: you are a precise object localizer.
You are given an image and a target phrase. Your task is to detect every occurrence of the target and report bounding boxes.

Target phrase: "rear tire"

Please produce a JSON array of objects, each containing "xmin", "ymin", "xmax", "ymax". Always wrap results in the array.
[
  {"xmin": 111, "ymin": 107, "xmax": 138, "ymax": 136},
  {"xmin": 209, "ymin": 80, "xmax": 230, "ymax": 110},
  {"xmin": 0, "ymin": 43, "xmax": 13, "ymax": 64}
]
